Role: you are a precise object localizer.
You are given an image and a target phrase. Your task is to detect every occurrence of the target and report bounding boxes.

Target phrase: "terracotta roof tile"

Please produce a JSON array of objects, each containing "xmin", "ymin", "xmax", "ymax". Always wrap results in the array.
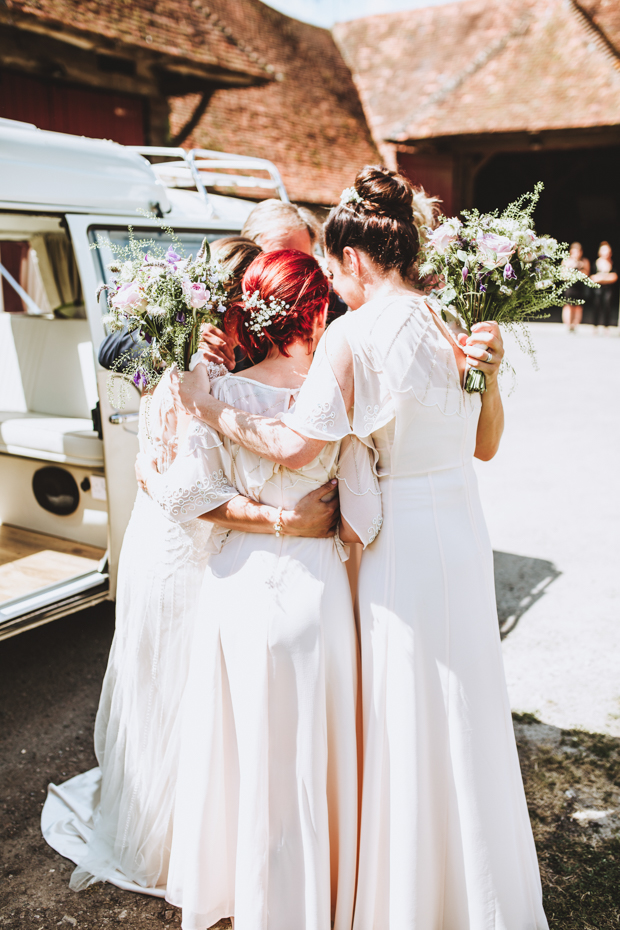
[
  {"xmin": 170, "ymin": 0, "xmax": 379, "ymax": 205},
  {"xmin": 5, "ymin": 0, "xmax": 271, "ymax": 81},
  {"xmin": 334, "ymin": 0, "xmax": 620, "ymax": 143}
]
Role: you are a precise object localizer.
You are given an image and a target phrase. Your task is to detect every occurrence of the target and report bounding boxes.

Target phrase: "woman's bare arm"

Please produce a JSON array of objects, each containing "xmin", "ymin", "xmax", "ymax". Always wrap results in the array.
[
  {"xmin": 204, "ymin": 481, "xmax": 340, "ymax": 537},
  {"xmin": 474, "ymin": 378, "xmax": 504, "ymax": 461},
  {"xmin": 591, "ymin": 270, "xmax": 618, "ymax": 285},
  {"xmin": 338, "ymin": 515, "xmax": 362, "ymax": 544},
  {"xmin": 460, "ymin": 322, "xmax": 505, "ymax": 461},
  {"xmin": 172, "ymin": 328, "xmax": 355, "ymax": 470}
]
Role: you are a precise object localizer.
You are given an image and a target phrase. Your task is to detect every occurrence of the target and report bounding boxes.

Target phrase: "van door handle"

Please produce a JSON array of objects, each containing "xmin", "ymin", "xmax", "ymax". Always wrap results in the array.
[{"xmin": 109, "ymin": 412, "xmax": 140, "ymax": 425}]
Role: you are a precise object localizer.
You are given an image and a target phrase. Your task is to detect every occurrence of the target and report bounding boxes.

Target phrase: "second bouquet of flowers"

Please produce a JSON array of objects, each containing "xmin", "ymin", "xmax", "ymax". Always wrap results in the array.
[
  {"xmin": 419, "ymin": 182, "xmax": 594, "ymax": 393},
  {"xmin": 99, "ymin": 228, "xmax": 228, "ymax": 396}
]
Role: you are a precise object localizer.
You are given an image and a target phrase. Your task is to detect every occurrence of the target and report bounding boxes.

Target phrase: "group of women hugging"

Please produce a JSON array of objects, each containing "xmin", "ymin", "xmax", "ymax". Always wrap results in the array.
[{"xmin": 42, "ymin": 166, "xmax": 550, "ymax": 930}]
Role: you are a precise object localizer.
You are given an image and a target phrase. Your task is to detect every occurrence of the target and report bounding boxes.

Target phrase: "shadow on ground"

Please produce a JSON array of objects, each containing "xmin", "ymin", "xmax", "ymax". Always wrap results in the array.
[{"xmin": 494, "ymin": 550, "xmax": 561, "ymax": 638}]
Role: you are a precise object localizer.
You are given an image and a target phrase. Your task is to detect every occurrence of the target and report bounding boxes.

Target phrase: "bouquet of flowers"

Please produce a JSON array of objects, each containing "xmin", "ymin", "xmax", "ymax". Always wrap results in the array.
[
  {"xmin": 98, "ymin": 227, "xmax": 228, "ymax": 400},
  {"xmin": 419, "ymin": 183, "xmax": 595, "ymax": 393}
]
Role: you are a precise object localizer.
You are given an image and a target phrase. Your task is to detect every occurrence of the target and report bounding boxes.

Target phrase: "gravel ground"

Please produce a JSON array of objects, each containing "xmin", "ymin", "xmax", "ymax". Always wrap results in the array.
[{"xmin": 475, "ymin": 324, "xmax": 620, "ymax": 736}]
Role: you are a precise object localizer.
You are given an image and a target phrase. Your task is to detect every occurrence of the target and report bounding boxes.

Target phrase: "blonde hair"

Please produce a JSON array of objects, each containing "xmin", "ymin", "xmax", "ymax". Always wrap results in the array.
[
  {"xmin": 210, "ymin": 236, "xmax": 262, "ymax": 303},
  {"xmin": 241, "ymin": 199, "xmax": 322, "ymax": 249},
  {"xmin": 412, "ymin": 188, "xmax": 441, "ymax": 244}
]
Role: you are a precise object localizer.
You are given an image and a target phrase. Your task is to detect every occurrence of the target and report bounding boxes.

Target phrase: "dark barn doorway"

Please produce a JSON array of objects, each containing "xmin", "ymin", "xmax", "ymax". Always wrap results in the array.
[{"xmin": 474, "ymin": 146, "xmax": 620, "ymax": 324}]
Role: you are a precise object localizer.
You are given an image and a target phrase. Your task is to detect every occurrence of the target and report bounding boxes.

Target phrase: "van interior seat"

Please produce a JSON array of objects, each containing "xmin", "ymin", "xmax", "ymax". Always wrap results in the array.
[
  {"xmin": 0, "ymin": 410, "xmax": 102, "ymax": 467},
  {"xmin": 0, "ymin": 314, "xmax": 103, "ymax": 468}
]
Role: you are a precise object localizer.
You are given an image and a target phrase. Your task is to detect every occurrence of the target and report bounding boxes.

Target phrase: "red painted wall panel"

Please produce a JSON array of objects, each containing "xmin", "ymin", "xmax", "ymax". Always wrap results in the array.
[
  {"xmin": 398, "ymin": 152, "xmax": 454, "ymax": 217},
  {"xmin": 0, "ymin": 69, "xmax": 145, "ymax": 145}
]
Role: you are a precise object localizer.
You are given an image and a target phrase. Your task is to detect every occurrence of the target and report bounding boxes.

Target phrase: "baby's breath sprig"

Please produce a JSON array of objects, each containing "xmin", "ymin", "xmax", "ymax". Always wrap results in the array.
[
  {"xmin": 244, "ymin": 291, "xmax": 290, "ymax": 334},
  {"xmin": 340, "ymin": 186, "xmax": 362, "ymax": 206}
]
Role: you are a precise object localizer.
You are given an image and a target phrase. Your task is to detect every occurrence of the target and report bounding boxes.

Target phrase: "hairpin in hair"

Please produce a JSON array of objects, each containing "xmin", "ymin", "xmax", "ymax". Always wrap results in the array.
[
  {"xmin": 244, "ymin": 290, "xmax": 290, "ymax": 334},
  {"xmin": 340, "ymin": 187, "xmax": 362, "ymax": 206}
]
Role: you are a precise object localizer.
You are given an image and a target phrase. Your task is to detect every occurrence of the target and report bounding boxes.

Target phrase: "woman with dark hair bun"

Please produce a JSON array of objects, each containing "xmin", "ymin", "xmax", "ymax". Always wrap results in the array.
[
  {"xmin": 176, "ymin": 166, "xmax": 548, "ymax": 929},
  {"xmin": 140, "ymin": 249, "xmax": 382, "ymax": 930}
]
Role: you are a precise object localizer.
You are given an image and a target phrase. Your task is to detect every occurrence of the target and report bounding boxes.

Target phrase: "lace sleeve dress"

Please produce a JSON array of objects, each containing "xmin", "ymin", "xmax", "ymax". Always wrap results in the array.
[
  {"xmin": 41, "ymin": 370, "xmax": 239, "ymax": 897},
  {"xmin": 283, "ymin": 295, "xmax": 549, "ymax": 930}
]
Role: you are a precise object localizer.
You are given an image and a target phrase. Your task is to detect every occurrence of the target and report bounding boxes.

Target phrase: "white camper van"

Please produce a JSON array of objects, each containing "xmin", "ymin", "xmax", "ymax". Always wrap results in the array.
[{"xmin": 0, "ymin": 119, "xmax": 289, "ymax": 639}]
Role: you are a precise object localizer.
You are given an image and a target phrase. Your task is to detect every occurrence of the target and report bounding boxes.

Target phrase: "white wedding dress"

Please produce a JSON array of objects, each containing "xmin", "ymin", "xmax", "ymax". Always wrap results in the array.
[
  {"xmin": 142, "ymin": 372, "xmax": 382, "ymax": 930},
  {"xmin": 41, "ymin": 374, "xmax": 239, "ymax": 895},
  {"xmin": 281, "ymin": 295, "xmax": 549, "ymax": 930}
]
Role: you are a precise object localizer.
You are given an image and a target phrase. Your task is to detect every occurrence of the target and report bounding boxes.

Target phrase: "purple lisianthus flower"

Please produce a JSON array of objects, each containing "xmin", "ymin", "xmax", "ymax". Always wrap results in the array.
[
  {"xmin": 142, "ymin": 331, "xmax": 152, "ymax": 344},
  {"xmin": 165, "ymin": 246, "xmax": 182, "ymax": 264},
  {"xmin": 462, "ymin": 266, "xmax": 469, "ymax": 282},
  {"xmin": 176, "ymin": 311, "xmax": 186, "ymax": 323},
  {"xmin": 133, "ymin": 369, "xmax": 147, "ymax": 389},
  {"xmin": 503, "ymin": 262, "xmax": 517, "ymax": 281},
  {"xmin": 479, "ymin": 283, "xmax": 487, "ymax": 293}
]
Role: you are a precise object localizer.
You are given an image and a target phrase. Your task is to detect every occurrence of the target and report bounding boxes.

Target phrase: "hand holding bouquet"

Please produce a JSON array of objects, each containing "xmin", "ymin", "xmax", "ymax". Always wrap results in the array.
[
  {"xmin": 419, "ymin": 183, "xmax": 596, "ymax": 393},
  {"xmin": 98, "ymin": 228, "xmax": 228, "ymax": 401}
]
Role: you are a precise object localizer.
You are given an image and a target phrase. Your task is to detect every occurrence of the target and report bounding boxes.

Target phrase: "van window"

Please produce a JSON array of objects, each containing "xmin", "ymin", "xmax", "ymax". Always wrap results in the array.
[{"xmin": 0, "ymin": 233, "xmax": 83, "ymax": 317}]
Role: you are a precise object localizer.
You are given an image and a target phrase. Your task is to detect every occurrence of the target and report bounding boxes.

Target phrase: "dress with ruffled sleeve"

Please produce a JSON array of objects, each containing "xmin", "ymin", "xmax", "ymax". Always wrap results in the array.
[
  {"xmin": 284, "ymin": 295, "xmax": 549, "ymax": 930},
  {"xmin": 41, "ymin": 371, "xmax": 239, "ymax": 897},
  {"xmin": 144, "ymin": 372, "xmax": 381, "ymax": 930}
]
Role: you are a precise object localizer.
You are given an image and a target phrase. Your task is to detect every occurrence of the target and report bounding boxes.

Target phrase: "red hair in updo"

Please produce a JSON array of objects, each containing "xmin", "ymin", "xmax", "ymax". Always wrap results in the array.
[{"xmin": 225, "ymin": 249, "xmax": 329, "ymax": 363}]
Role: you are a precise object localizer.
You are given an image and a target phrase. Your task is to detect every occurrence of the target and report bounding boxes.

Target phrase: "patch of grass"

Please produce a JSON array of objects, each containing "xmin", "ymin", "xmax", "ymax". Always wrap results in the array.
[
  {"xmin": 514, "ymin": 714, "xmax": 620, "ymax": 929},
  {"xmin": 540, "ymin": 834, "xmax": 620, "ymax": 929}
]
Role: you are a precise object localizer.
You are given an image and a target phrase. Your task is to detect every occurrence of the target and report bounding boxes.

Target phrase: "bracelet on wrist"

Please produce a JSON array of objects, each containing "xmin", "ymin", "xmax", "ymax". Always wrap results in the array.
[{"xmin": 274, "ymin": 506, "xmax": 284, "ymax": 538}]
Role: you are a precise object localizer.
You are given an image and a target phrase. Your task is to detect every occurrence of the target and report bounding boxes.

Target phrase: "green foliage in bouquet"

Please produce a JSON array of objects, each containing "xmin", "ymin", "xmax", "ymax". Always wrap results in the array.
[
  {"xmin": 418, "ymin": 183, "xmax": 597, "ymax": 392},
  {"xmin": 94, "ymin": 225, "xmax": 228, "ymax": 402}
]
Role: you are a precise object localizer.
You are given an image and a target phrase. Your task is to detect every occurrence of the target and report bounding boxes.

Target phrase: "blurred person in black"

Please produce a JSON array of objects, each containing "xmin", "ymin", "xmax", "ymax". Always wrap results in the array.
[
  {"xmin": 561, "ymin": 242, "xmax": 590, "ymax": 334},
  {"xmin": 591, "ymin": 241, "xmax": 618, "ymax": 333}
]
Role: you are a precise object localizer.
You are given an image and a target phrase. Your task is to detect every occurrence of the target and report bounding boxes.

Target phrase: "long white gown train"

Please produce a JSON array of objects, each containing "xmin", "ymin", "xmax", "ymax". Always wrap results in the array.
[{"xmin": 282, "ymin": 295, "xmax": 549, "ymax": 930}]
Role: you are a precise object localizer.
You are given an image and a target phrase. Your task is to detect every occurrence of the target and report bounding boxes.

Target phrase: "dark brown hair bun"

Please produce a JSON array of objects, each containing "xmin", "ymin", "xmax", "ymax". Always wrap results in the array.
[
  {"xmin": 355, "ymin": 165, "xmax": 414, "ymax": 221},
  {"xmin": 325, "ymin": 165, "xmax": 419, "ymax": 277}
]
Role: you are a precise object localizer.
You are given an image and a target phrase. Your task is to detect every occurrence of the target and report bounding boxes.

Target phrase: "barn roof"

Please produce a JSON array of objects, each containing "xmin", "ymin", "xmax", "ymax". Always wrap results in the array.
[
  {"xmin": 333, "ymin": 0, "xmax": 620, "ymax": 145},
  {"xmin": 3, "ymin": 0, "xmax": 273, "ymax": 86},
  {"xmin": 170, "ymin": 0, "xmax": 380, "ymax": 205}
]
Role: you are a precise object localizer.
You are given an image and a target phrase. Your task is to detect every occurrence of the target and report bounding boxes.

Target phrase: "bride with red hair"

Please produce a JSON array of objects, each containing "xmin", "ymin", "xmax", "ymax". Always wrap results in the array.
[{"xmin": 140, "ymin": 249, "xmax": 381, "ymax": 930}]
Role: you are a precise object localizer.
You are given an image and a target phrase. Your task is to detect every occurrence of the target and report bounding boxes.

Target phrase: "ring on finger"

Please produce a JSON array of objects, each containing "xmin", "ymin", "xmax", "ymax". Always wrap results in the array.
[{"xmin": 485, "ymin": 351, "xmax": 492, "ymax": 363}]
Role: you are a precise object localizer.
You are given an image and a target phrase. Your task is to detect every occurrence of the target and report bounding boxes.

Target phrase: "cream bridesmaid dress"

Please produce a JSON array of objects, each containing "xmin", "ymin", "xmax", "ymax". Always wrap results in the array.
[
  {"xmin": 282, "ymin": 295, "xmax": 549, "ymax": 930},
  {"xmin": 41, "ymin": 373, "xmax": 239, "ymax": 895},
  {"xmin": 142, "ymin": 372, "xmax": 382, "ymax": 930}
]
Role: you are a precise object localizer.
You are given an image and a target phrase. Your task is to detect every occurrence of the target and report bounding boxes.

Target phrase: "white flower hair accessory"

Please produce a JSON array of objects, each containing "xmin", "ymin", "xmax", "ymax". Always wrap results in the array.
[
  {"xmin": 340, "ymin": 186, "xmax": 362, "ymax": 206},
  {"xmin": 244, "ymin": 290, "xmax": 290, "ymax": 334}
]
